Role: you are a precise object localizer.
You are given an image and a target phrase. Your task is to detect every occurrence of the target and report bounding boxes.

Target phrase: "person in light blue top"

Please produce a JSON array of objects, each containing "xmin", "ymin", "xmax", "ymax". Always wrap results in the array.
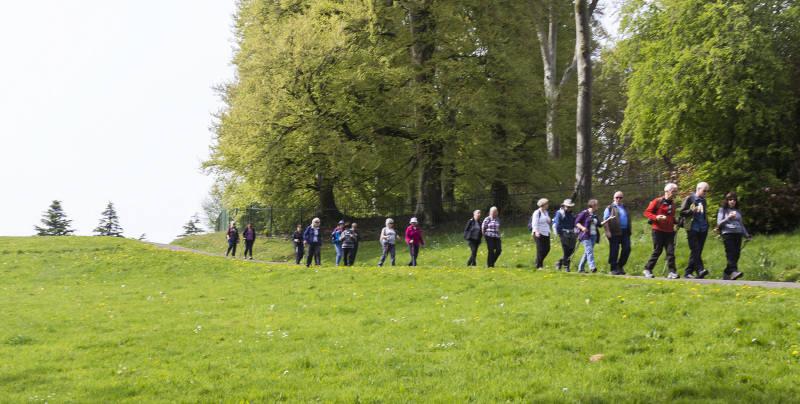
[
  {"xmin": 603, "ymin": 191, "xmax": 631, "ymax": 275},
  {"xmin": 680, "ymin": 182, "xmax": 710, "ymax": 279}
]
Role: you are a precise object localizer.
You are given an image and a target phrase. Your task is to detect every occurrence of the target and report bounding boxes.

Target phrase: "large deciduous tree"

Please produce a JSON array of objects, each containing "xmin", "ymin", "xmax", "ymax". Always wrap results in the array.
[{"xmin": 617, "ymin": 0, "xmax": 800, "ymax": 192}]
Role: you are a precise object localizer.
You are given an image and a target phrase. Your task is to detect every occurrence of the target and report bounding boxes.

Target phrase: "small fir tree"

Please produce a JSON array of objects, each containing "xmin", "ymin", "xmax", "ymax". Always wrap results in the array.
[
  {"xmin": 178, "ymin": 214, "xmax": 204, "ymax": 238},
  {"xmin": 93, "ymin": 202, "xmax": 124, "ymax": 237},
  {"xmin": 34, "ymin": 200, "xmax": 76, "ymax": 236}
]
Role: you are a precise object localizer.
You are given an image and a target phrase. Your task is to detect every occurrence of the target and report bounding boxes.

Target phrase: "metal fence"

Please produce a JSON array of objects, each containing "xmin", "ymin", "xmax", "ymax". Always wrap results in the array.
[{"xmin": 216, "ymin": 179, "xmax": 664, "ymax": 240}]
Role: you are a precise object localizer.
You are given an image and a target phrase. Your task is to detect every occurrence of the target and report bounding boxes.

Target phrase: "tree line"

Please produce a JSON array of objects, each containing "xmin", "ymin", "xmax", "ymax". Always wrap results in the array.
[{"xmin": 205, "ymin": 0, "xmax": 800, "ymax": 232}]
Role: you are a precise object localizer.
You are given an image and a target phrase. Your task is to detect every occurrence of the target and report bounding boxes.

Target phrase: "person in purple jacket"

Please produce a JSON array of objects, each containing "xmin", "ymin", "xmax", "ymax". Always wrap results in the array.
[
  {"xmin": 242, "ymin": 222, "xmax": 256, "ymax": 260},
  {"xmin": 575, "ymin": 199, "xmax": 615, "ymax": 273}
]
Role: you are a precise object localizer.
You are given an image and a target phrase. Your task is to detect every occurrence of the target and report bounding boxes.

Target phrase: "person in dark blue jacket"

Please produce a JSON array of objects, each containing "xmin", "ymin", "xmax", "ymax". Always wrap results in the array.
[
  {"xmin": 553, "ymin": 199, "xmax": 577, "ymax": 272},
  {"xmin": 463, "ymin": 210, "xmax": 483, "ymax": 266},
  {"xmin": 302, "ymin": 218, "xmax": 323, "ymax": 267}
]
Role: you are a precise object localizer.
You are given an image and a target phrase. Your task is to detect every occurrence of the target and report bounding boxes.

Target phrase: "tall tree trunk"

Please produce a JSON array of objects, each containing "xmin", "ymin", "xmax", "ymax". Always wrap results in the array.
[
  {"xmin": 408, "ymin": 0, "xmax": 444, "ymax": 225},
  {"xmin": 316, "ymin": 172, "xmax": 340, "ymax": 220},
  {"xmin": 573, "ymin": 0, "xmax": 596, "ymax": 200},
  {"xmin": 536, "ymin": 1, "xmax": 577, "ymax": 160}
]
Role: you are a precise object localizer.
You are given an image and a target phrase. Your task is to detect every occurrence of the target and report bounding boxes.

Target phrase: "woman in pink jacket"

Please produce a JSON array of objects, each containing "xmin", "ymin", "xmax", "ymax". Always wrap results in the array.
[{"xmin": 405, "ymin": 217, "xmax": 425, "ymax": 266}]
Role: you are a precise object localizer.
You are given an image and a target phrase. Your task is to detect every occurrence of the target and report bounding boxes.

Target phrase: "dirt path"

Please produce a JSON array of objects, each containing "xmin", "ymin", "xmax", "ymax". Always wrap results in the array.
[{"xmin": 145, "ymin": 242, "xmax": 800, "ymax": 289}]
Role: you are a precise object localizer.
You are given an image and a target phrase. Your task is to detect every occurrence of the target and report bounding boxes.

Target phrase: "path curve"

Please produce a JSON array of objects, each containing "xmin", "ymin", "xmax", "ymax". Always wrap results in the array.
[{"xmin": 145, "ymin": 242, "xmax": 800, "ymax": 289}]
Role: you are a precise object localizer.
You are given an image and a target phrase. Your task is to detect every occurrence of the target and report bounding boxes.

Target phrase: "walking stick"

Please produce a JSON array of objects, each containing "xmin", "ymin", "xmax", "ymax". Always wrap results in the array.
[{"xmin": 740, "ymin": 239, "xmax": 750, "ymax": 252}]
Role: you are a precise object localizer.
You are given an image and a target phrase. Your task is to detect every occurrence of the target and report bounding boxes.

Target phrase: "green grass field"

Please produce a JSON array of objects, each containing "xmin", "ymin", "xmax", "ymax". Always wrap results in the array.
[{"xmin": 2, "ymin": 235, "xmax": 799, "ymax": 402}]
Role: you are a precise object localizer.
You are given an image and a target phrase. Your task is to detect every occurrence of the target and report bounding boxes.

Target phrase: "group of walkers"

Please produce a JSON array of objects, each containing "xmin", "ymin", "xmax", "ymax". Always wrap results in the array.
[
  {"xmin": 519, "ymin": 183, "xmax": 751, "ymax": 280},
  {"xmin": 226, "ymin": 182, "xmax": 751, "ymax": 279}
]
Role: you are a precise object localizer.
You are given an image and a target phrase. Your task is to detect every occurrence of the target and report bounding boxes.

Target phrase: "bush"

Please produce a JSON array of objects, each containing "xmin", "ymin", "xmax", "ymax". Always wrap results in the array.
[{"xmin": 746, "ymin": 184, "xmax": 800, "ymax": 234}]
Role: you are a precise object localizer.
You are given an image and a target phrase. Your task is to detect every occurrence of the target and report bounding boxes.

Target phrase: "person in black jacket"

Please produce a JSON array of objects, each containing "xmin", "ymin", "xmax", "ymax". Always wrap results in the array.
[
  {"xmin": 292, "ymin": 224, "xmax": 304, "ymax": 265},
  {"xmin": 463, "ymin": 210, "xmax": 483, "ymax": 266},
  {"xmin": 350, "ymin": 223, "xmax": 362, "ymax": 265},
  {"xmin": 225, "ymin": 221, "xmax": 239, "ymax": 257}
]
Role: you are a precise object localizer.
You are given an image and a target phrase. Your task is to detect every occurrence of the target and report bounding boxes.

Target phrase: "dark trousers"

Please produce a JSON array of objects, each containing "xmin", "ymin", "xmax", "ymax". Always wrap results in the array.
[
  {"xmin": 685, "ymin": 230, "xmax": 708, "ymax": 274},
  {"xmin": 559, "ymin": 232, "xmax": 577, "ymax": 269},
  {"xmin": 343, "ymin": 247, "xmax": 355, "ymax": 266},
  {"xmin": 243, "ymin": 240, "xmax": 254, "ymax": 258},
  {"xmin": 294, "ymin": 243, "xmax": 304, "ymax": 264},
  {"xmin": 408, "ymin": 244, "xmax": 420, "ymax": 266},
  {"xmin": 534, "ymin": 235, "xmax": 550, "ymax": 268},
  {"xmin": 644, "ymin": 230, "xmax": 676, "ymax": 273},
  {"xmin": 226, "ymin": 241, "xmax": 237, "ymax": 257},
  {"xmin": 722, "ymin": 233, "xmax": 743, "ymax": 275},
  {"xmin": 379, "ymin": 243, "xmax": 395, "ymax": 266},
  {"xmin": 608, "ymin": 231, "xmax": 631, "ymax": 271},
  {"xmin": 352, "ymin": 244, "xmax": 359, "ymax": 265},
  {"xmin": 466, "ymin": 239, "xmax": 481, "ymax": 266},
  {"xmin": 486, "ymin": 236, "xmax": 502, "ymax": 267},
  {"xmin": 306, "ymin": 243, "xmax": 321, "ymax": 267}
]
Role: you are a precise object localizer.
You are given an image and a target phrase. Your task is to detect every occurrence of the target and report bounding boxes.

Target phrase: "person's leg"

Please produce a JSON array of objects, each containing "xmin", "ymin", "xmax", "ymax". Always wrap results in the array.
[
  {"xmin": 412, "ymin": 245, "xmax": 420, "ymax": 266},
  {"xmin": 485, "ymin": 237, "xmax": 495, "ymax": 267},
  {"xmin": 534, "ymin": 236, "xmax": 544, "ymax": 268},
  {"xmin": 644, "ymin": 230, "xmax": 665, "ymax": 272},
  {"xmin": 696, "ymin": 230, "xmax": 708, "ymax": 275},
  {"xmin": 560, "ymin": 234, "xmax": 572, "ymax": 270},
  {"xmin": 408, "ymin": 244, "xmax": 415, "ymax": 266},
  {"xmin": 226, "ymin": 242, "xmax": 234, "ymax": 256},
  {"xmin": 587, "ymin": 238, "xmax": 596, "ymax": 271},
  {"xmin": 618, "ymin": 234, "xmax": 631, "ymax": 273},
  {"xmin": 467, "ymin": 240, "xmax": 478, "ymax": 266},
  {"xmin": 335, "ymin": 244, "xmax": 343, "ymax": 266},
  {"xmin": 352, "ymin": 244, "xmax": 358, "ymax": 266},
  {"xmin": 608, "ymin": 235, "xmax": 621, "ymax": 272},
  {"xmin": 579, "ymin": 239, "xmax": 590, "ymax": 271},
  {"xmin": 665, "ymin": 231, "xmax": 677, "ymax": 273},
  {"xmin": 389, "ymin": 244, "xmax": 396, "ymax": 266},
  {"xmin": 343, "ymin": 248, "xmax": 351, "ymax": 266},
  {"xmin": 563, "ymin": 234, "xmax": 575, "ymax": 271},
  {"xmin": 306, "ymin": 244, "xmax": 313, "ymax": 267},
  {"xmin": 542, "ymin": 235, "xmax": 550, "ymax": 266},
  {"xmin": 314, "ymin": 244, "xmax": 321, "ymax": 266},
  {"xmin": 379, "ymin": 243, "xmax": 388, "ymax": 266},
  {"xmin": 685, "ymin": 230, "xmax": 700, "ymax": 275}
]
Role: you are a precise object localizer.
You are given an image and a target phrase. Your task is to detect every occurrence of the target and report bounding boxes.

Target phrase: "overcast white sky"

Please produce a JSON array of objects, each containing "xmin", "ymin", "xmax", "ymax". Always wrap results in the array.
[{"xmin": 0, "ymin": 1, "xmax": 236, "ymax": 243}]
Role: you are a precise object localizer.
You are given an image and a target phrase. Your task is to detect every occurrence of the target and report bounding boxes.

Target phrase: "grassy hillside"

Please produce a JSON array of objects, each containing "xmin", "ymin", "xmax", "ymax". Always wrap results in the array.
[
  {"xmin": 2, "ymin": 236, "xmax": 799, "ymax": 402},
  {"xmin": 174, "ymin": 219, "xmax": 800, "ymax": 281}
]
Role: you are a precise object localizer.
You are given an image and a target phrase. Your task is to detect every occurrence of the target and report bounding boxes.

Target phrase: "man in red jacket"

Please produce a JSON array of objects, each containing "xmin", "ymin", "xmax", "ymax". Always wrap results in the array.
[{"xmin": 643, "ymin": 183, "xmax": 680, "ymax": 279}]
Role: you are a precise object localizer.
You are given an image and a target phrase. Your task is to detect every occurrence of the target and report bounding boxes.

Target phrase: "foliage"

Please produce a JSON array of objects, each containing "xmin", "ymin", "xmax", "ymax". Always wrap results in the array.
[
  {"xmin": 747, "ymin": 184, "xmax": 800, "ymax": 234},
  {"xmin": 616, "ymin": 0, "xmax": 800, "ymax": 225},
  {"xmin": 205, "ymin": 0, "xmax": 584, "ymax": 222},
  {"xmin": 93, "ymin": 201, "xmax": 124, "ymax": 237},
  {"xmin": 2, "ymin": 236, "xmax": 799, "ymax": 402},
  {"xmin": 34, "ymin": 200, "xmax": 75, "ymax": 236}
]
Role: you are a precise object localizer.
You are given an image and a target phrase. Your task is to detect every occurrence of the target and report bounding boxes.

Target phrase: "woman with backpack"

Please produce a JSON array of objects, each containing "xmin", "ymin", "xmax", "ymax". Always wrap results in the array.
[
  {"xmin": 575, "ymin": 199, "xmax": 614, "ymax": 273},
  {"xmin": 463, "ymin": 210, "xmax": 482, "ymax": 266},
  {"xmin": 482, "ymin": 207, "xmax": 502, "ymax": 268},
  {"xmin": 332, "ymin": 220, "xmax": 346, "ymax": 266},
  {"xmin": 225, "ymin": 221, "xmax": 239, "ymax": 258},
  {"xmin": 716, "ymin": 192, "xmax": 751, "ymax": 280}
]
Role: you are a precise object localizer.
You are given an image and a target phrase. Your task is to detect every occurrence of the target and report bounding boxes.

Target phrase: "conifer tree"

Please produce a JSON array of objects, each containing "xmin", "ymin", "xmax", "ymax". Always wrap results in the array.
[
  {"xmin": 178, "ymin": 214, "xmax": 204, "ymax": 238},
  {"xmin": 93, "ymin": 202, "xmax": 124, "ymax": 237},
  {"xmin": 34, "ymin": 200, "xmax": 76, "ymax": 236}
]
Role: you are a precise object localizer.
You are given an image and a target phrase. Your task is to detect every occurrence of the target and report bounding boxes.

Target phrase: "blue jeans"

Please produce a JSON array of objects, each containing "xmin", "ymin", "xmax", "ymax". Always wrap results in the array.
[
  {"xmin": 579, "ymin": 237, "xmax": 597, "ymax": 271},
  {"xmin": 334, "ymin": 243, "xmax": 343, "ymax": 266},
  {"xmin": 408, "ymin": 244, "xmax": 419, "ymax": 266}
]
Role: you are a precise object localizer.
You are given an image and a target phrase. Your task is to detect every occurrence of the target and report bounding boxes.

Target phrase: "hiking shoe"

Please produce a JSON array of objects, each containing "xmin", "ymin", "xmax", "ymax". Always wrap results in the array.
[
  {"xmin": 667, "ymin": 272, "xmax": 680, "ymax": 279},
  {"xmin": 643, "ymin": 269, "xmax": 654, "ymax": 278},
  {"xmin": 556, "ymin": 259, "xmax": 563, "ymax": 271},
  {"xmin": 731, "ymin": 271, "xmax": 743, "ymax": 280},
  {"xmin": 722, "ymin": 273, "xmax": 731, "ymax": 280},
  {"xmin": 590, "ymin": 268, "xmax": 597, "ymax": 273},
  {"xmin": 618, "ymin": 268, "xmax": 627, "ymax": 275},
  {"xmin": 697, "ymin": 269, "xmax": 709, "ymax": 279},
  {"xmin": 610, "ymin": 270, "xmax": 620, "ymax": 276},
  {"xmin": 578, "ymin": 269, "xmax": 588, "ymax": 274},
  {"xmin": 684, "ymin": 273, "xmax": 697, "ymax": 279}
]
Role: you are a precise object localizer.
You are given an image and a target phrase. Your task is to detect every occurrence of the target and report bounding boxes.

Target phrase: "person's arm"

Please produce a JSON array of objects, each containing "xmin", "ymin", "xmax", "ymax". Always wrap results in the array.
[
  {"xmin": 603, "ymin": 207, "xmax": 611, "ymax": 222},
  {"xmin": 533, "ymin": 211, "xmax": 541, "ymax": 237},
  {"xmin": 405, "ymin": 226, "xmax": 412, "ymax": 244},
  {"xmin": 679, "ymin": 196, "xmax": 695, "ymax": 218},
  {"xmin": 575, "ymin": 212, "xmax": 587, "ymax": 232},
  {"xmin": 553, "ymin": 211, "xmax": 562, "ymax": 234},
  {"xmin": 644, "ymin": 199, "xmax": 660, "ymax": 221}
]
